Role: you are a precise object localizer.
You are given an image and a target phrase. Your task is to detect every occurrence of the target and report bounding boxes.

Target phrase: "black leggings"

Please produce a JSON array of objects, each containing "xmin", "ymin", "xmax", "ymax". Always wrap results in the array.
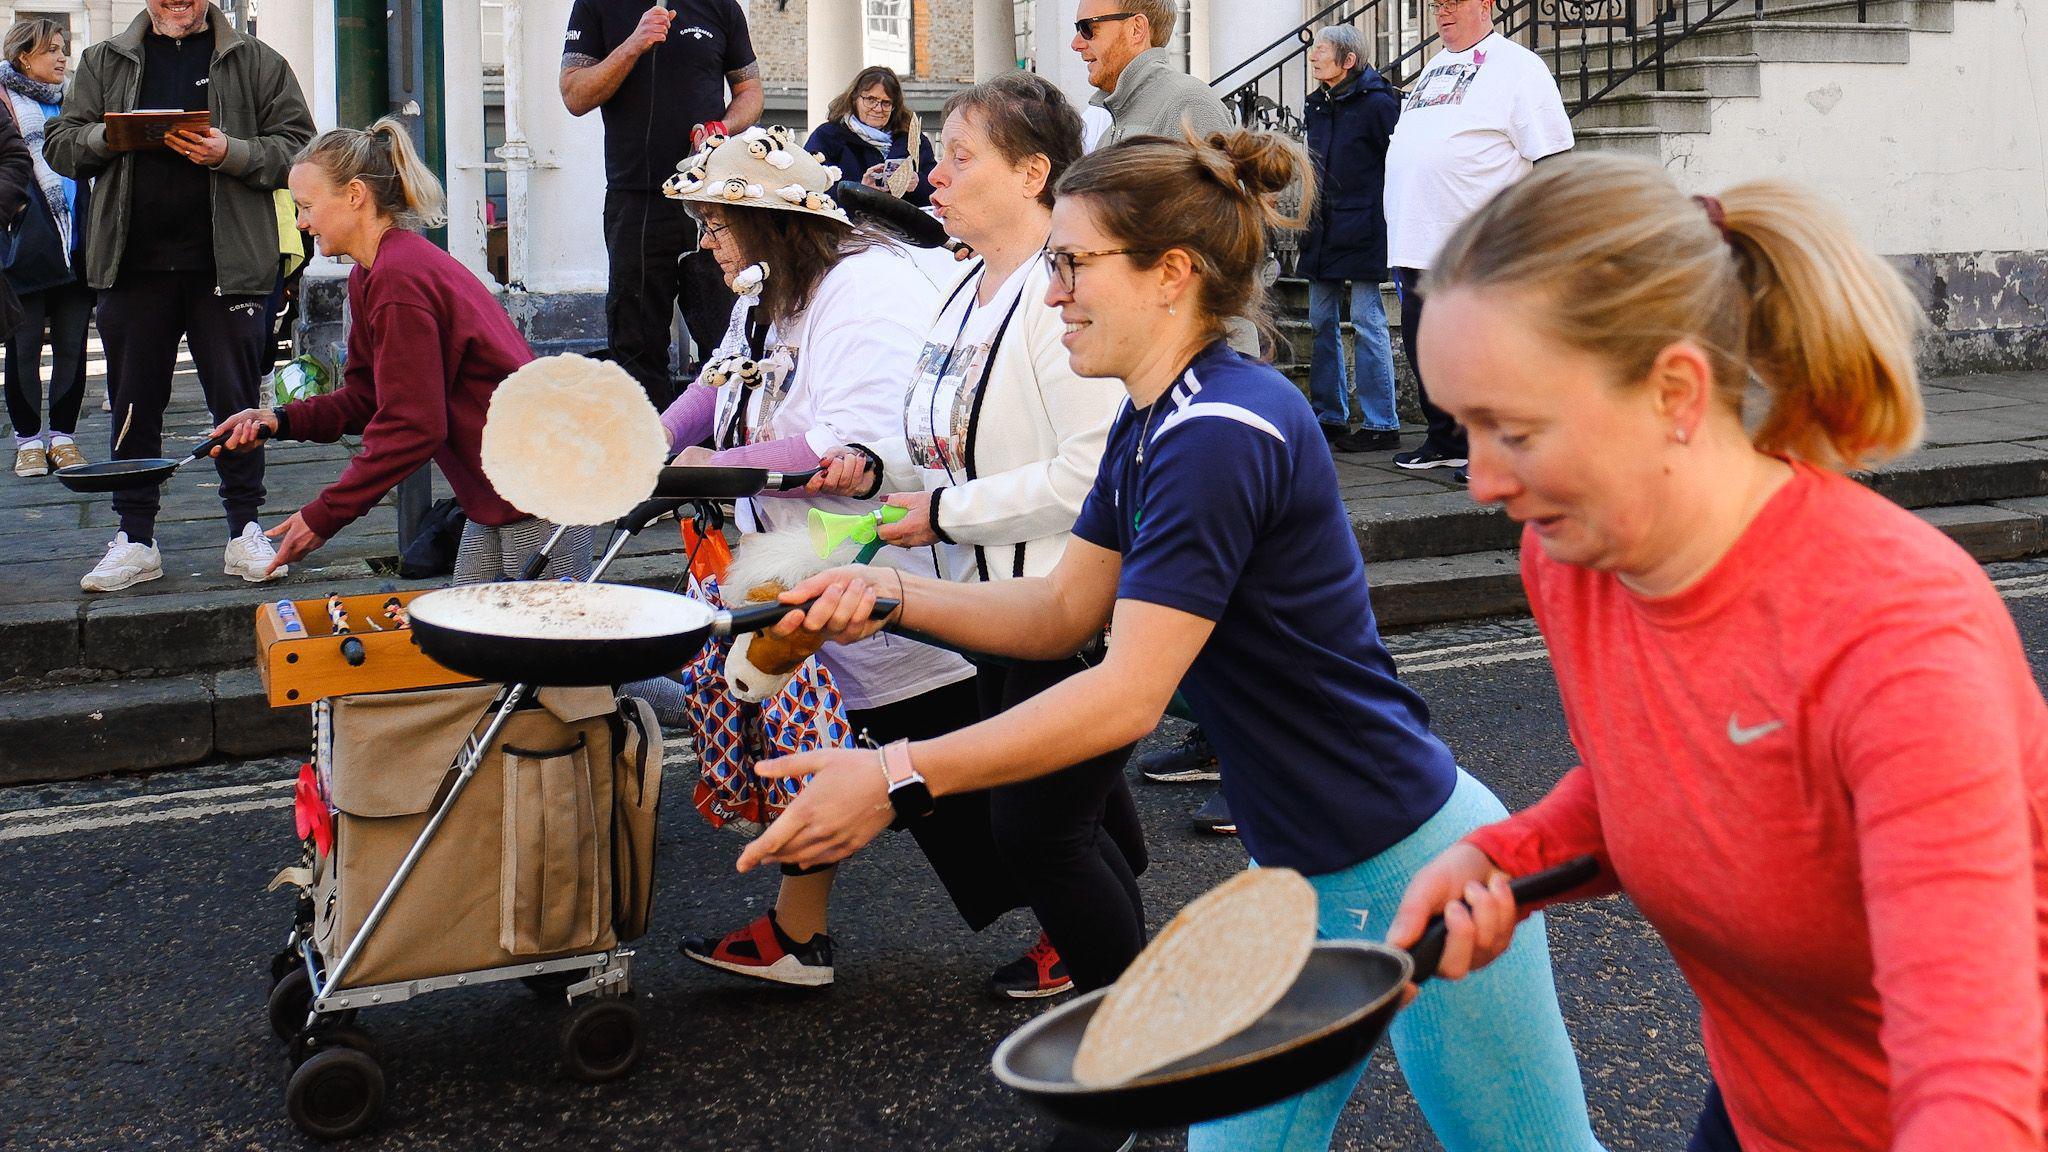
[
  {"xmin": 1394, "ymin": 267, "xmax": 1466, "ymax": 458},
  {"xmin": 881, "ymin": 657, "xmax": 1148, "ymax": 993},
  {"xmin": 3, "ymin": 281, "xmax": 92, "ymax": 439}
]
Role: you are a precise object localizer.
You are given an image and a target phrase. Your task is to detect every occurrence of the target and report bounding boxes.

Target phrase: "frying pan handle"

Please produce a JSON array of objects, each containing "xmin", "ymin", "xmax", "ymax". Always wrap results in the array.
[
  {"xmin": 1406, "ymin": 855, "xmax": 1602, "ymax": 985},
  {"xmin": 718, "ymin": 597, "xmax": 903, "ymax": 636},
  {"xmin": 191, "ymin": 422, "xmax": 272, "ymax": 460},
  {"xmin": 770, "ymin": 467, "xmax": 822, "ymax": 491},
  {"xmin": 621, "ymin": 497, "xmax": 691, "ymax": 536}
]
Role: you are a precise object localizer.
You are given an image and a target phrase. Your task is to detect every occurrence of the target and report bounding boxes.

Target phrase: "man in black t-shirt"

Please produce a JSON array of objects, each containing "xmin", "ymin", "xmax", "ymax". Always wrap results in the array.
[{"xmin": 561, "ymin": 0, "xmax": 761, "ymax": 408}]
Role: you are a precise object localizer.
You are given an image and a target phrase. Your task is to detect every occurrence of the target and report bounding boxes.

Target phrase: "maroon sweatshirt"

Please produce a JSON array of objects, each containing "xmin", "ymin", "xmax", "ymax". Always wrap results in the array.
[{"xmin": 279, "ymin": 229, "xmax": 530, "ymax": 540}]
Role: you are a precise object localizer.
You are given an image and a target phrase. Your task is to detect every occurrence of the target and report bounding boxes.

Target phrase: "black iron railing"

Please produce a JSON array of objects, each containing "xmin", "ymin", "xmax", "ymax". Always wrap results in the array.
[{"xmin": 1216, "ymin": 0, "xmax": 1880, "ymax": 126}]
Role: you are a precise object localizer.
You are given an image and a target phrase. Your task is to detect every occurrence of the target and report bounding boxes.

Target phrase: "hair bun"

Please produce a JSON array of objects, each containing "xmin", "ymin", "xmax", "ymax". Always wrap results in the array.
[{"xmin": 1206, "ymin": 129, "xmax": 1299, "ymax": 198}]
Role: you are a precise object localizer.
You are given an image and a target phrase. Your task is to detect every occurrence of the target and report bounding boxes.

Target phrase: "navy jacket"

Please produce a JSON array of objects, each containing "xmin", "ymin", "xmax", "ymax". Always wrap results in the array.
[
  {"xmin": 1297, "ymin": 68, "xmax": 1400, "ymax": 283},
  {"xmin": 803, "ymin": 119, "xmax": 937, "ymax": 207}
]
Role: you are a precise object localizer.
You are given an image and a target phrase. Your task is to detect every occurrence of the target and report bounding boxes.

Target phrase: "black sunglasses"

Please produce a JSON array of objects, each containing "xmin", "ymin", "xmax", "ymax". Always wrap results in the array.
[{"xmin": 1074, "ymin": 11, "xmax": 1141, "ymax": 39}]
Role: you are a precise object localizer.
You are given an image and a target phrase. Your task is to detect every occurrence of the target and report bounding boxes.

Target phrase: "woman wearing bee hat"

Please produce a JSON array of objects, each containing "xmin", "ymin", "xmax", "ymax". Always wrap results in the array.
[{"xmin": 650, "ymin": 125, "xmax": 1056, "ymax": 995}]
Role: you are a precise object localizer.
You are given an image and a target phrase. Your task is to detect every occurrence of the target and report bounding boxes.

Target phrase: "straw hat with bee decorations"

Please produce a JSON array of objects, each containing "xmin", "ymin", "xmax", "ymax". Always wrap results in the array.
[{"xmin": 662, "ymin": 124, "xmax": 852, "ymax": 226}]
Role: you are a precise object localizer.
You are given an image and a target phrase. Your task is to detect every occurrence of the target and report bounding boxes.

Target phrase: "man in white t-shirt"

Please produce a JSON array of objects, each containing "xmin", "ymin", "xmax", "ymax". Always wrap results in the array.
[{"xmin": 1383, "ymin": 0, "xmax": 1572, "ymax": 477}]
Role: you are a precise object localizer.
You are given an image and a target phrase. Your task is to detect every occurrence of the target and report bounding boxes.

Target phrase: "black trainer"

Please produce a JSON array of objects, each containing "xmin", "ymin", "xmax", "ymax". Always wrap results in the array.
[
  {"xmin": 1452, "ymin": 466, "xmax": 1469, "ymax": 485},
  {"xmin": 1191, "ymin": 789, "xmax": 1237, "ymax": 836},
  {"xmin": 1324, "ymin": 425, "xmax": 1402, "ymax": 454},
  {"xmin": 1393, "ymin": 444, "xmax": 1468, "ymax": 470},
  {"xmin": 1136, "ymin": 727, "xmax": 1220, "ymax": 784},
  {"xmin": 988, "ymin": 931, "xmax": 1075, "ymax": 1000}
]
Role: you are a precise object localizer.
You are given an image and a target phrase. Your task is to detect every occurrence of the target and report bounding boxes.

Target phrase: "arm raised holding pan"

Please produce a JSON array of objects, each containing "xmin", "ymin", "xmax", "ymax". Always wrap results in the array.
[{"xmin": 736, "ymin": 126, "xmax": 1607, "ymax": 1152}]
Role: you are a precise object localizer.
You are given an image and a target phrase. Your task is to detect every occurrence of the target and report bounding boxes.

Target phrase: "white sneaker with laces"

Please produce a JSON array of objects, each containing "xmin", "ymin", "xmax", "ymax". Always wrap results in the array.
[
  {"xmin": 81, "ymin": 532, "xmax": 163, "ymax": 592},
  {"xmin": 225, "ymin": 523, "xmax": 287, "ymax": 583}
]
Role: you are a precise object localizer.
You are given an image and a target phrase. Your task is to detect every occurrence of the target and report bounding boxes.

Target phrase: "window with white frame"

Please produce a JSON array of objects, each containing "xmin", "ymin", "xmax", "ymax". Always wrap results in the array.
[{"xmin": 864, "ymin": 0, "xmax": 911, "ymax": 74}]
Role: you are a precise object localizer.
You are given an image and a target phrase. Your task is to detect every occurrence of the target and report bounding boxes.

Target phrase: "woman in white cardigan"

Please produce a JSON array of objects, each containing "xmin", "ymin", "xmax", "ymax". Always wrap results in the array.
[{"xmin": 813, "ymin": 73, "xmax": 1149, "ymax": 1004}]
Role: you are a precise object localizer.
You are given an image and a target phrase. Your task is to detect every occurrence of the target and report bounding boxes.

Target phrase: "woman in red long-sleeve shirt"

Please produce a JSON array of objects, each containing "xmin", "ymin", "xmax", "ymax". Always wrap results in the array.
[
  {"xmin": 1384, "ymin": 153, "xmax": 2047, "ymax": 1152},
  {"xmin": 211, "ymin": 120, "xmax": 593, "ymax": 584}
]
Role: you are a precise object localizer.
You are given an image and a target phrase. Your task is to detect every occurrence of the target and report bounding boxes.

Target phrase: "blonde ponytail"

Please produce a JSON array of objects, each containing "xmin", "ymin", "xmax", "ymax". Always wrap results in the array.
[
  {"xmin": 1429, "ymin": 152, "xmax": 1924, "ymax": 471},
  {"xmin": 1718, "ymin": 183, "xmax": 1922, "ymax": 469},
  {"xmin": 296, "ymin": 117, "xmax": 448, "ymax": 232}
]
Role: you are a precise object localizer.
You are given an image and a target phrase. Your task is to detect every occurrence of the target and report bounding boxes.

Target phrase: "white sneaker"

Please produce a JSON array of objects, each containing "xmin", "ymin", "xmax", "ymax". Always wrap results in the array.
[
  {"xmin": 224, "ymin": 522, "xmax": 287, "ymax": 583},
  {"xmin": 81, "ymin": 532, "xmax": 163, "ymax": 592}
]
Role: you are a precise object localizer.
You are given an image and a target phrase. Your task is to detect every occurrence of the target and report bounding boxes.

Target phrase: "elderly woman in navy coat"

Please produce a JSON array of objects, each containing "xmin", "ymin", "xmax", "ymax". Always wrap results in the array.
[
  {"xmin": 1299, "ymin": 24, "xmax": 1401, "ymax": 454},
  {"xmin": 804, "ymin": 66, "xmax": 937, "ymax": 207}
]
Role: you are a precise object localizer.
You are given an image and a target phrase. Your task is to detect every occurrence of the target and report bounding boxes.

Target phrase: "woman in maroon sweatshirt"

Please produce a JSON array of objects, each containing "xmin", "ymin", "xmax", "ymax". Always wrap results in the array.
[{"xmin": 211, "ymin": 120, "xmax": 594, "ymax": 584}]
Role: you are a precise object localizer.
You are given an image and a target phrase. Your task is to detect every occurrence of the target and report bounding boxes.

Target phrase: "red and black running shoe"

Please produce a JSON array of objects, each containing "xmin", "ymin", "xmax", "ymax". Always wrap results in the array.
[
  {"xmin": 681, "ymin": 912, "xmax": 835, "ymax": 987},
  {"xmin": 987, "ymin": 932, "xmax": 1075, "ymax": 1000}
]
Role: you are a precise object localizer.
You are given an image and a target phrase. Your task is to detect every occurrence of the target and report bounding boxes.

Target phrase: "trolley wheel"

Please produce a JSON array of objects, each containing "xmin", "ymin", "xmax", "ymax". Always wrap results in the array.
[
  {"xmin": 268, "ymin": 966, "xmax": 356, "ymax": 1041},
  {"xmin": 268, "ymin": 967, "xmax": 313, "ymax": 1040},
  {"xmin": 285, "ymin": 1046, "xmax": 384, "ymax": 1140},
  {"xmin": 521, "ymin": 970, "xmax": 584, "ymax": 1000},
  {"xmin": 269, "ymin": 946, "xmax": 300, "ymax": 988},
  {"xmin": 559, "ymin": 998, "xmax": 642, "ymax": 1083},
  {"xmin": 291, "ymin": 1023, "xmax": 382, "ymax": 1070}
]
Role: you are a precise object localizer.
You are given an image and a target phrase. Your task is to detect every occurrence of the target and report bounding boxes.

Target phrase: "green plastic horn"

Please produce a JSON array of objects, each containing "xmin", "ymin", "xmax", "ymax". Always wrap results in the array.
[{"xmin": 808, "ymin": 505, "xmax": 909, "ymax": 559}]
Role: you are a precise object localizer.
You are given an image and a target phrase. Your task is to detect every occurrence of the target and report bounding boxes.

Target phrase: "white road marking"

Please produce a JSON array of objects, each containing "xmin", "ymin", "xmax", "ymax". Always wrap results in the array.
[
  {"xmin": 0, "ymin": 796, "xmax": 287, "ymax": 842},
  {"xmin": 6, "ymin": 568, "xmax": 2048, "ymax": 840}
]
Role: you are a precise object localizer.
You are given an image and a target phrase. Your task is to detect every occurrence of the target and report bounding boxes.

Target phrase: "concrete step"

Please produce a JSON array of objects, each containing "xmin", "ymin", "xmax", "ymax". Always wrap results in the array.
[
  {"xmin": 1537, "ymin": 17, "xmax": 1913, "ymax": 67},
  {"xmin": 1572, "ymin": 126, "xmax": 1674, "ymax": 157},
  {"xmin": 1571, "ymin": 90, "xmax": 1715, "ymax": 131}
]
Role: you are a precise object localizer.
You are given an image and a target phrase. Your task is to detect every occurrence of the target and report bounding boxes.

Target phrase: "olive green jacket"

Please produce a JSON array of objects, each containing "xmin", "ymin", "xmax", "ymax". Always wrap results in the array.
[{"xmin": 44, "ymin": 6, "xmax": 314, "ymax": 296}]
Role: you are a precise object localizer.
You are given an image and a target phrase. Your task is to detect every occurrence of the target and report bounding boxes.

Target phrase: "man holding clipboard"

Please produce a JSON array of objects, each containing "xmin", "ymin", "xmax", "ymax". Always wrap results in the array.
[{"xmin": 44, "ymin": 0, "xmax": 313, "ymax": 592}]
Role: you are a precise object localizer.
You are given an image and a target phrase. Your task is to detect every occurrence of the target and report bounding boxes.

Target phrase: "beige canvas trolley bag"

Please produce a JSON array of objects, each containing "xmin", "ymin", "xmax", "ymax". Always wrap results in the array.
[{"xmin": 311, "ymin": 683, "xmax": 663, "ymax": 989}]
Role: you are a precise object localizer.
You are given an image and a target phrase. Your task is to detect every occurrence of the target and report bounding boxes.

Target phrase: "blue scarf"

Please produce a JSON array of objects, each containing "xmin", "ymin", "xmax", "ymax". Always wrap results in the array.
[
  {"xmin": 843, "ymin": 115, "xmax": 894, "ymax": 152},
  {"xmin": 0, "ymin": 64, "xmax": 70, "ymax": 255}
]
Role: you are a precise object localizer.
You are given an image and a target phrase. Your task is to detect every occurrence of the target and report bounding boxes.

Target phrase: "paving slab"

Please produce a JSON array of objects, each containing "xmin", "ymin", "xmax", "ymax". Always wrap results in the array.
[
  {"xmin": 1860, "ymin": 441, "xmax": 2048, "ymax": 507},
  {"xmin": 0, "ymin": 602, "xmax": 82, "ymax": 681},
  {"xmin": 1916, "ymin": 504, "xmax": 2045, "ymax": 561},
  {"xmin": 211, "ymin": 668, "xmax": 311, "ymax": 760},
  {"xmin": 1368, "ymin": 549, "xmax": 1528, "ymax": 628}
]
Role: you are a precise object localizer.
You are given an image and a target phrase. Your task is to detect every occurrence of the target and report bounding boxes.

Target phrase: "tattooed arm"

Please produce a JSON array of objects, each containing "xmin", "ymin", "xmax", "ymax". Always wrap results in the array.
[{"xmin": 722, "ymin": 61, "xmax": 765, "ymax": 133}]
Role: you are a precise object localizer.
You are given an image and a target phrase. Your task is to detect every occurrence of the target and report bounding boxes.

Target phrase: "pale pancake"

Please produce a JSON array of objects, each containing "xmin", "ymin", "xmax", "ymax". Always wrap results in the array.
[
  {"xmin": 1071, "ymin": 868, "xmax": 1318, "ymax": 1088},
  {"xmin": 480, "ymin": 354, "xmax": 668, "ymax": 527}
]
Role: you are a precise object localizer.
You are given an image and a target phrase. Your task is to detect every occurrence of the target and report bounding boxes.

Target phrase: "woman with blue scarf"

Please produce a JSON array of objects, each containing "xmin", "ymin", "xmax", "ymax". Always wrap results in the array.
[
  {"xmin": 803, "ymin": 66, "xmax": 937, "ymax": 207},
  {"xmin": 1, "ymin": 18, "xmax": 92, "ymax": 480}
]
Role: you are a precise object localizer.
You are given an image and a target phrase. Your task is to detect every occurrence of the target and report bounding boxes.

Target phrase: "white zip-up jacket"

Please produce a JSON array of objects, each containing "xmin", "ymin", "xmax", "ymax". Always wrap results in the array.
[{"xmin": 869, "ymin": 256, "xmax": 1124, "ymax": 582}]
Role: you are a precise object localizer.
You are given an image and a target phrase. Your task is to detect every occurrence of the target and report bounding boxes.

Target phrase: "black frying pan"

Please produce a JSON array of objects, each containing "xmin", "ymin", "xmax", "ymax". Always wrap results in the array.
[
  {"xmin": 992, "ymin": 856, "xmax": 1602, "ymax": 1131},
  {"xmin": 405, "ymin": 580, "xmax": 898, "ymax": 686},
  {"xmin": 653, "ymin": 465, "xmax": 820, "ymax": 499},
  {"xmin": 833, "ymin": 180, "xmax": 952, "ymax": 249},
  {"xmin": 54, "ymin": 425, "xmax": 271, "ymax": 493}
]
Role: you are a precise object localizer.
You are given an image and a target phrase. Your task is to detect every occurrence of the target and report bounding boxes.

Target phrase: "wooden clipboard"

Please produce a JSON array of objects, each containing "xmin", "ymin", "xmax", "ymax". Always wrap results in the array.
[{"xmin": 103, "ymin": 109, "xmax": 211, "ymax": 153}]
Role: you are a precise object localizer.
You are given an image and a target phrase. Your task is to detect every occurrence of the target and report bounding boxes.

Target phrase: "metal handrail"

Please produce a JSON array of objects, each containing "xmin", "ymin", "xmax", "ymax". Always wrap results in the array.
[{"xmin": 1215, "ymin": 0, "xmax": 1877, "ymax": 130}]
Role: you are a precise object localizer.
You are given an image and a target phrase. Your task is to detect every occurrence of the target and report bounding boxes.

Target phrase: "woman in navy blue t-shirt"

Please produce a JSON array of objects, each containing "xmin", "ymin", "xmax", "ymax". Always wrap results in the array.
[{"xmin": 736, "ymin": 132, "xmax": 1606, "ymax": 1152}]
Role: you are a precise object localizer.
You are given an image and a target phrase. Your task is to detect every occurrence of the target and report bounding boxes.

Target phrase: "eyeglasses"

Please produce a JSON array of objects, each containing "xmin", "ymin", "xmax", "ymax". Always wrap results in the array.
[
  {"xmin": 1042, "ymin": 247, "xmax": 1162, "ymax": 293},
  {"xmin": 1073, "ymin": 11, "xmax": 1140, "ymax": 39},
  {"xmin": 856, "ymin": 95, "xmax": 895, "ymax": 111}
]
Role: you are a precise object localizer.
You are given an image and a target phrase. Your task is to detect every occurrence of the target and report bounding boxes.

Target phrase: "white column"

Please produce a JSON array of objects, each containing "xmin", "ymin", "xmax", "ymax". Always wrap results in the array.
[
  {"xmin": 441, "ymin": 0, "xmax": 491, "ymax": 282},
  {"xmin": 516, "ymin": 0, "xmax": 606, "ymax": 293},
  {"xmin": 1204, "ymin": 1, "xmax": 1302, "ymax": 96},
  {"xmin": 1184, "ymin": 0, "xmax": 1210, "ymax": 82},
  {"xmin": 973, "ymin": 0, "xmax": 1014, "ymax": 79},
  {"xmin": 1032, "ymin": 0, "xmax": 1091, "ymax": 112},
  {"xmin": 256, "ymin": 0, "xmax": 320, "ymax": 107},
  {"xmin": 808, "ymin": 0, "xmax": 864, "ymax": 128}
]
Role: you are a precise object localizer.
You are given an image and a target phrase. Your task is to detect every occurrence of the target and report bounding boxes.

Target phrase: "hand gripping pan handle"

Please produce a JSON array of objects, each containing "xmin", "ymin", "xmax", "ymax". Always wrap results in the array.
[{"xmin": 1405, "ymin": 855, "xmax": 1602, "ymax": 984}]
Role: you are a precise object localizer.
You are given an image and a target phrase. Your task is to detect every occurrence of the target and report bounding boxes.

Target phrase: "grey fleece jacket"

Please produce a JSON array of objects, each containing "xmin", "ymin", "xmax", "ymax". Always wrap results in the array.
[
  {"xmin": 44, "ymin": 5, "xmax": 314, "ymax": 296},
  {"xmin": 1097, "ymin": 47, "xmax": 1234, "ymax": 148}
]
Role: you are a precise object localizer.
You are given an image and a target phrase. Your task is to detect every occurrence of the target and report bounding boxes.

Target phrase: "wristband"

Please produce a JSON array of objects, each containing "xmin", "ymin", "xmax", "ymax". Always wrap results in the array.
[{"xmin": 881, "ymin": 739, "xmax": 934, "ymax": 822}]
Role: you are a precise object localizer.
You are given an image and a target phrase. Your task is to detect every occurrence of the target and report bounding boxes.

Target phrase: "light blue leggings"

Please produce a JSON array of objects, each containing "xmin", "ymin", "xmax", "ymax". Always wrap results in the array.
[{"xmin": 1189, "ymin": 769, "xmax": 1605, "ymax": 1152}]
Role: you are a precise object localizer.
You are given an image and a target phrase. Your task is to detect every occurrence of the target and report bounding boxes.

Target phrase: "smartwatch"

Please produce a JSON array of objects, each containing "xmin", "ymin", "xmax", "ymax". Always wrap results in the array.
[{"xmin": 880, "ymin": 739, "xmax": 935, "ymax": 822}]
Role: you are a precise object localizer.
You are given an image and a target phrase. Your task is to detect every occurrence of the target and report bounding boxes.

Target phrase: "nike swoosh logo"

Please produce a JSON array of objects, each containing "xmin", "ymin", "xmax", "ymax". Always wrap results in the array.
[{"xmin": 1727, "ymin": 715, "xmax": 1785, "ymax": 746}]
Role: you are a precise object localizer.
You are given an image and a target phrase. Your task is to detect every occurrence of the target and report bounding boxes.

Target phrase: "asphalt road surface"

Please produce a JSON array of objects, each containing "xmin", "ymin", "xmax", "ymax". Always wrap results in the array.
[{"xmin": 9, "ymin": 559, "xmax": 2048, "ymax": 1151}]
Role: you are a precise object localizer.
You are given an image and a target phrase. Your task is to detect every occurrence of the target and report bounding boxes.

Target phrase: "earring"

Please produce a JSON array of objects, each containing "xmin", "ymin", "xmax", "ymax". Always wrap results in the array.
[
  {"xmin": 1674, "ymin": 426, "xmax": 1690, "ymax": 445},
  {"xmin": 1167, "ymin": 304, "xmax": 1176, "ymax": 316}
]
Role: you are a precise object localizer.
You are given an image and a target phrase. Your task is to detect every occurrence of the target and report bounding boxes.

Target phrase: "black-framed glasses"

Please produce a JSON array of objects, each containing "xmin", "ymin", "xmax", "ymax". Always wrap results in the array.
[
  {"xmin": 1042, "ymin": 247, "xmax": 1163, "ymax": 293},
  {"xmin": 856, "ymin": 95, "xmax": 896, "ymax": 111},
  {"xmin": 1073, "ymin": 11, "xmax": 1140, "ymax": 39}
]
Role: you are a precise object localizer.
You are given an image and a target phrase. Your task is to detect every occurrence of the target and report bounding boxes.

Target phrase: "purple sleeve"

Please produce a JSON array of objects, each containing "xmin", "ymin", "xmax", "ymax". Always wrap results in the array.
[
  {"xmin": 661, "ymin": 385, "xmax": 718, "ymax": 451},
  {"xmin": 709, "ymin": 436, "xmax": 823, "ymax": 495}
]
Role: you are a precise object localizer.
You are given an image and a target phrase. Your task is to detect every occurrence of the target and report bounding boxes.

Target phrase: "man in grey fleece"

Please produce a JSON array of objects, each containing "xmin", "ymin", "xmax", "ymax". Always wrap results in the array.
[{"xmin": 1074, "ymin": 0, "xmax": 1232, "ymax": 149}]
